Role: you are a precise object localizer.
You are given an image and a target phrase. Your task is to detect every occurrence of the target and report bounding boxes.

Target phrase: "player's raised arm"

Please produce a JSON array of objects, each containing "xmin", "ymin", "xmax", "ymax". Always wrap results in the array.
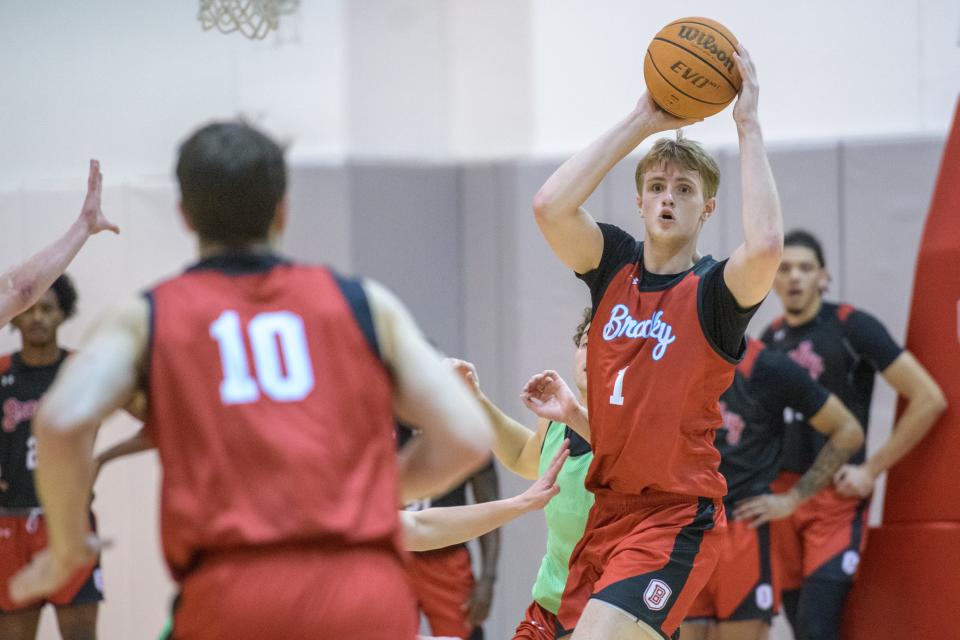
[
  {"xmin": 0, "ymin": 160, "xmax": 120, "ymax": 328},
  {"xmin": 447, "ymin": 357, "xmax": 547, "ymax": 480},
  {"xmin": 401, "ymin": 443, "xmax": 569, "ymax": 552},
  {"xmin": 722, "ymin": 45, "xmax": 784, "ymax": 308},
  {"xmin": 365, "ymin": 280, "xmax": 493, "ymax": 503},
  {"xmin": 532, "ymin": 95, "xmax": 696, "ymax": 274},
  {"xmin": 9, "ymin": 295, "xmax": 148, "ymax": 603}
]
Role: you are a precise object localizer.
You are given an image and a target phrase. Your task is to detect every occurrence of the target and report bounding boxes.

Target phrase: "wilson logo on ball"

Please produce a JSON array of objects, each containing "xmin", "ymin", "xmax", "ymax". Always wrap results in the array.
[{"xmin": 643, "ymin": 17, "xmax": 742, "ymax": 120}]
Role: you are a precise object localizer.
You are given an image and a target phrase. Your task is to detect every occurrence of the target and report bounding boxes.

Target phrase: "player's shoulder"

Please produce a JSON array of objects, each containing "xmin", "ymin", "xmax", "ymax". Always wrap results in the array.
[
  {"xmin": 735, "ymin": 337, "xmax": 765, "ymax": 377},
  {"xmin": 826, "ymin": 300, "xmax": 887, "ymax": 332}
]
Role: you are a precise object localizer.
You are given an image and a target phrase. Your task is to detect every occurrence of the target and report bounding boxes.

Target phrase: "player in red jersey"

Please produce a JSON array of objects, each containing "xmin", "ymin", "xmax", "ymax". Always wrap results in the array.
[
  {"xmin": 760, "ymin": 230, "xmax": 946, "ymax": 640},
  {"xmin": 531, "ymin": 45, "xmax": 783, "ymax": 639},
  {"xmin": 0, "ymin": 276, "xmax": 104, "ymax": 640},
  {"xmin": 6, "ymin": 121, "xmax": 492, "ymax": 640},
  {"xmin": 0, "ymin": 160, "xmax": 118, "ymax": 329}
]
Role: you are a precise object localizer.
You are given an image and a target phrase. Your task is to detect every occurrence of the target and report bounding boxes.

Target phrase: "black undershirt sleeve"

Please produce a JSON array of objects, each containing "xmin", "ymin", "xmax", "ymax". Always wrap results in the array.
[
  {"xmin": 576, "ymin": 223, "xmax": 639, "ymax": 312},
  {"xmin": 842, "ymin": 309, "xmax": 904, "ymax": 372},
  {"xmin": 754, "ymin": 350, "xmax": 830, "ymax": 420},
  {"xmin": 699, "ymin": 260, "xmax": 762, "ymax": 360}
]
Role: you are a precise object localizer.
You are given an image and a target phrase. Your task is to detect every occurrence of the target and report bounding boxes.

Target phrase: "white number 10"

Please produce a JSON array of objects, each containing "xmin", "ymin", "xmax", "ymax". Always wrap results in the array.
[
  {"xmin": 609, "ymin": 366, "xmax": 628, "ymax": 406},
  {"xmin": 210, "ymin": 310, "xmax": 315, "ymax": 405}
]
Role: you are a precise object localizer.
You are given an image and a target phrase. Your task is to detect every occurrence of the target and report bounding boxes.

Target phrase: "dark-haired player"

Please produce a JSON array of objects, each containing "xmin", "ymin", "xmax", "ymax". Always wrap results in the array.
[
  {"xmin": 680, "ymin": 336, "xmax": 863, "ymax": 640},
  {"xmin": 0, "ymin": 161, "xmax": 118, "ymax": 329},
  {"xmin": 532, "ymin": 45, "xmax": 782, "ymax": 639},
  {"xmin": 8, "ymin": 121, "xmax": 492, "ymax": 640},
  {"xmin": 760, "ymin": 229, "xmax": 946, "ymax": 639},
  {"xmin": 0, "ymin": 275, "xmax": 103, "ymax": 640}
]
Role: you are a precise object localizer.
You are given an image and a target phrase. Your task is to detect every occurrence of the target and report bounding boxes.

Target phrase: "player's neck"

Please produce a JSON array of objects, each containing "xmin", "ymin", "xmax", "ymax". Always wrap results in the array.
[
  {"xmin": 19, "ymin": 343, "xmax": 61, "ymax": 367},
  {"xmin": 642, "ymin": 241, "xmax": 696, "ymax": 275},
  {"xmin": 784, "ymin": 298, "xmax": 823, "ymax": 327},
  {"xmin": 198, "ymin": 239, "xmax": 276, "ymax": 259}
]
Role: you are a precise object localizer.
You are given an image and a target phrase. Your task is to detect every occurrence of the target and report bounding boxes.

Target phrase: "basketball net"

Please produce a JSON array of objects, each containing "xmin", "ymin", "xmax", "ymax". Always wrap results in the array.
[{"xmin": 198, "ymin": 0, "xmax": 300, "ymax": 40}]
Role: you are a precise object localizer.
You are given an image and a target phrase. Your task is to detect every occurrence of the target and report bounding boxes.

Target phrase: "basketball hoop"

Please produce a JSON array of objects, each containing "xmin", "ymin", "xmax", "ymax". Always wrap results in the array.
[{"xmin": 198, "ymin": 0, "xmax": 300, "ymax": 40}]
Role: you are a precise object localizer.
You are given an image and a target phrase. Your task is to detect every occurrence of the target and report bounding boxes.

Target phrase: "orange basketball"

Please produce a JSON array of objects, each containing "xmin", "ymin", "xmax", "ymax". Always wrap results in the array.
[{"xmin": 643, "ymin": 17, "xmax": 742, "ymax": 120}]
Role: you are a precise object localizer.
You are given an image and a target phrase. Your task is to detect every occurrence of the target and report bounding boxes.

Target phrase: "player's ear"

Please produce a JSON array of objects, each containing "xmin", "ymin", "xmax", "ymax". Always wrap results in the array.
[
  {"xmin": 636, "ymin": 194, "xmax": 643, "ymax": 216},
  {"xmin": 177, "ymin": 202, "xmax": 196, "ymax": 232},
  {"xmin": 701, "ymin": 197, "xmax": 716, "ymax": 221},
  {"xmin": 271, "ymin": 198, "xmax": 289, "ymax": 236}
]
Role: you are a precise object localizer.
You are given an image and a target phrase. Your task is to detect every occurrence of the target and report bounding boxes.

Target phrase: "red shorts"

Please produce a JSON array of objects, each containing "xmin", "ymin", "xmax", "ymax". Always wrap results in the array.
[
  {"xmin": 0, "ymin": 511, "xmax": 102, "ymax": 612},
  {"xmin": 770, "ymin": 472, "xmax": 869, "ymax": 590},
  {"xmin": 512, "ymin": 600, "xmax": 557, "ymax": 640},
  {"xmin": 556, "ymin": 491, "xmax": 726, "ymax": 638},
  {"xmin": 173, "ymin": 545, "xmax": 417, "ymax": 640},
  {"xmin": 686, "ymin": 518, "xmax": 779, "ymax": 622},
  {"xmin": 408, "ymin": 545, "xmax": 477, "ymax": 638}
]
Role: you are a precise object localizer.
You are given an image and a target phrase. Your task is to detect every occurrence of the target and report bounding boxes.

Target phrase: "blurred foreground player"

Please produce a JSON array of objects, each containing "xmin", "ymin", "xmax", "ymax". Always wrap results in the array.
[
  {"xmin": 761, "ymin": 230, "xmax": 946, "ymax": 639},
  {"xmin": 7, "ymin": 121, "xmax": 492, "ymax": 640},
  {"xmin": 0, "ymin": 276, "xmax": 103, "ymax": 640}
]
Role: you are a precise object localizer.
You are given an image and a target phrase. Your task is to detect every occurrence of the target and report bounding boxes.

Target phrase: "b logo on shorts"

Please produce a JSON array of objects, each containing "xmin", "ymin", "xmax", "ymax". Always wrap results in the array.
[
  {"xmin": 755, "ymin": 583, "xmax": 773, "ymax": 610},
  {"xmin": 842, "ymin": 550, "xmax": 860, "ymax": 576},
  {"xmin": 643, "ymin": 579, "xmax": 672, "ymax": 611}
]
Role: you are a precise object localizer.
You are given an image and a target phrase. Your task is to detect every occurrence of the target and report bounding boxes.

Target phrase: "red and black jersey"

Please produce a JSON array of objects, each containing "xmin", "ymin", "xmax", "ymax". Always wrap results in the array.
[
  {"xmin": 144, "ymin": 253, "xmax": 401, "ymax": 580},
  {"xmin": 0, "ymin": 350, "xmax": 69, "ymax": 509},
  {"xmin": 760, "ymin": 302, "xmax": 902, "ymax": 473},
  {"xmin": 578, "ymin": 224, "xmax": 759, "ymax": 499},
  {"xmin": 716, "ymin": 339, "xmax": 829, "ymax": 507}
]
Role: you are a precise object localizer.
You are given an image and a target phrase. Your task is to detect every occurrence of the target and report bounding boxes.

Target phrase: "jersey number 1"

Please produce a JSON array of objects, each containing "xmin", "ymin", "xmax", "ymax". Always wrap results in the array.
[
  {"xmin": 609, "ymin": 366, "xmax": 628, "ymax": 406},
  {"xmin": 210, "ymin": 310, "xmax": 315, "ymax": 405}
]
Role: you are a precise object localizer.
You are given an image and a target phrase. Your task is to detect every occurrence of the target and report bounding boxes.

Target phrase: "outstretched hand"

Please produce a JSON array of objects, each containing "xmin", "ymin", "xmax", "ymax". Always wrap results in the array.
[
  {"xmin": 521, "ymin": 370, "xmax": 579, "ymax": 424},
  {"xmin": 517, "ymin": 440, "xmax": 570, "ymax": 513},
  {"xmin": 445, "ymin": 358, "xmax": 482, "ymax": 397},
  {"xmin": 79, "ymin": 160, "xmax": 120, "ymax": 236}
]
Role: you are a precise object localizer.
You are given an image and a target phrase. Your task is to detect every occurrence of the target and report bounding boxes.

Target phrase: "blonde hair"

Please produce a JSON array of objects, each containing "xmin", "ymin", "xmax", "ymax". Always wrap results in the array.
[{"xmin": 634, "ymin": 135, "xmax": 721, "ymax": 200}]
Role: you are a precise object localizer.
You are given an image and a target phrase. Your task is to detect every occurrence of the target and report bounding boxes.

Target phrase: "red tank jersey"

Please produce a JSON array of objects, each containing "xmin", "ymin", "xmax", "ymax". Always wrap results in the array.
[
  {"xmin": 145, "ymin": 254, "xmax": 401, "ymax": 579},
  {"xmin": 586, "ymin": 258, "xmax": 733, "ymax": 499}
]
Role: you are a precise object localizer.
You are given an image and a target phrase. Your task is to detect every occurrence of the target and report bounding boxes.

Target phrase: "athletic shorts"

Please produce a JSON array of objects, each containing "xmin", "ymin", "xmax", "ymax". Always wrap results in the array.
[
  {"xmin": 172, "ymin": 545, "xmax": 417, "ymax": 640},
  {"xmin": 685, "ymin": 517, "xmax": 779, "ymax": 622},
  {"xmin": 556, "ymin": 491, "xmax": 726, "ymax": 639},
  {"xmin": 408, "ymin": 545, "xmax": 480, "ymax": 639},
  {"xmin": 512, "ymin": 600, "xmax": 557, "ymax": 640},
  {"xmin": 770, "ymin": 471, "xmax": 869, "ymax": 590},
  {"xmin": 0, "ymin": 510, "xmax": 103, "ymax": 613}
]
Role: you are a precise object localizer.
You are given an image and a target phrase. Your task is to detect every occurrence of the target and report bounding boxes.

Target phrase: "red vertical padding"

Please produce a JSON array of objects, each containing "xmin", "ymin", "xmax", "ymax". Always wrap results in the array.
[
  {"xmin": 844, "ymin": 97, "xmax": 960, "ymax": 637},
  {"xmin": 883, "ymin": 97, "xmax": 960, "ymax": 524}
]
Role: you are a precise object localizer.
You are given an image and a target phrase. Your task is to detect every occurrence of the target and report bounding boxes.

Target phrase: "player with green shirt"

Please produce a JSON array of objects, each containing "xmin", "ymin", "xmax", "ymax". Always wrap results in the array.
[{"xmin": 449, "ymin": 308, "xmax": 595, "ymax": 640}]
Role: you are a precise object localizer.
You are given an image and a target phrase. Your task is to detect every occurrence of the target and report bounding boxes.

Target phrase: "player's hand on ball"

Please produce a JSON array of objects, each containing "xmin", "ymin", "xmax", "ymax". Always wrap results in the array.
[
  {"xmin": 732, "ymin": 44, "xmax": 760, "ymax": 125},
  {"xmin": 636, "ymin": 93, "xmax": 701, "ymax": 132}
]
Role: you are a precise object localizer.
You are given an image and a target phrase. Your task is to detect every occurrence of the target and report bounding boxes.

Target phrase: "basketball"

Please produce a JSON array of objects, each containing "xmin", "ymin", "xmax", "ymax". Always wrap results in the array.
[{"xmin": 643, "ymin": 17, "xmax": 742, "ymax": 120}]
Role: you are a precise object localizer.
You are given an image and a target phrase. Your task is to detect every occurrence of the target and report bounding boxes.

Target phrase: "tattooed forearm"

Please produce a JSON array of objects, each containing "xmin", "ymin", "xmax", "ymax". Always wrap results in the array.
[{"xmin": 794, "ymin": 442, "xmax": 857, "ymax": 501}]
